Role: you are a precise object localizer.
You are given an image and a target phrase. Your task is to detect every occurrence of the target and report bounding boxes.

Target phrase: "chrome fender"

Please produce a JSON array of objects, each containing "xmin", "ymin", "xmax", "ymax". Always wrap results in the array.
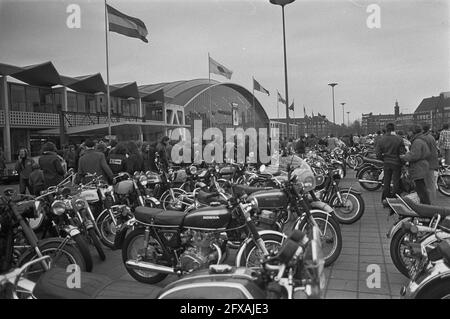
[
  {"xmin": 387, "ymin": 217, "xmax": 412, "ymax": 239},
  {"xmin": 339, "ymin": 187, "xmax": 362, "ymax": 195},
  {"xmin": 402, "ymin": 260, "xmax": 450, "ymax": 298},
  {"xmin": 145, "ymin": 196, "xmax": 160, "ymax": 207},
  {"xmin": 293, "ymin": 209, "xmax": 334, "ymax": 230},
  {"xmin": 310, "ymin": 201, "xmax": 334, "ymax": 213},
  {"xmin": 235, "ymin": 230, "xmax": 287, "ymax": 267}
]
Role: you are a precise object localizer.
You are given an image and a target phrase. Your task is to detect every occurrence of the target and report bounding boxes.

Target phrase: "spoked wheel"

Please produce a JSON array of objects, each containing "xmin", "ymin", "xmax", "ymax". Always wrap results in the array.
[
  {"xmin": 389, "ymin": 228, "xmax": 433, "ymax": 278},
  {"xmin": 331, "ymin": 192, "xmax": 365, "ymax": 224},
  {"xmin": 238, "ymin": 233, "xmax": 285, "ymax": 268},
  {"xmin": 19, "ymin": 239, "xmax": 86, "ymax": 283},
  {"xmin": 122, "ymin": 228, "xmax": 168, "ymax": 284},
  {"xmin": 437, "ymin": 174, "xmax": 450, "ymax": 197},
  {"xmin": 160, "ymin": 189, "xmax": 188, "ymax": 211},
  {"xmin": 87, "ymin": 228, "xmax": 106, "ymax": 261},
  {"xmin": 295, "ymin": 211, "xmax": 342, "ymax": 267},
  {"xmin": 97, "ymin": 211, "xmax": 121, "ymax": 249},
  {"xmin": 358, "ymin": 167, "xmax": 382, "ymax": 191}
]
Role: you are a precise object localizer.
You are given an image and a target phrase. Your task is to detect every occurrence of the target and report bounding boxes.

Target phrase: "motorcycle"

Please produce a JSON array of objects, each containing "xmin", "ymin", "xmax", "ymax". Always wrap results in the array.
[
  {"xmin": 1, "ymin": 229, "xmax": 325, "ymax": 299},
  {"xmin": 312, "ymin": 168, "xmax": 365, "ymax": 224},
  {"xmin": 437, "ymin": 158, "xmax": 450, "ymax": 197},
  {"xmin": 114, "ymin": 185, "xmax": 287, "ymax": 284},
  {"xmin": 386, "ymin": 194, "xmax": 450, "ymax": 277},
  {"xmin": 33, "ymin": 185, "xmax": 94, "ymax": 272},
  {"xmin": 0, "ymin": 189, "xmax": 86, "ymax": 281},
  {"xmin": 400, "ymin": 239, "xmax": 450, "ymax": 299}
]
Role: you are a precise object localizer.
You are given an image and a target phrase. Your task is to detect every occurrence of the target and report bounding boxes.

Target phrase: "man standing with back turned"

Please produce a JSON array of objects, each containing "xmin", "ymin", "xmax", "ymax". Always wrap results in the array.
[{"xmin": 375, "ymin": 123, "xmax": 405, "ymax": 207}]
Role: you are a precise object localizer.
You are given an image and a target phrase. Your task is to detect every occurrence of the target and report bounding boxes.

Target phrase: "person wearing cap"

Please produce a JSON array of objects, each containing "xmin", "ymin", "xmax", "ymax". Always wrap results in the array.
[
  {"xmin": 400, "ymin": 125, "xmax": 431, "ymax": 204},
  {"xmin": 76, "ymin": 139, "xmax": 113, "ymax": 184}
]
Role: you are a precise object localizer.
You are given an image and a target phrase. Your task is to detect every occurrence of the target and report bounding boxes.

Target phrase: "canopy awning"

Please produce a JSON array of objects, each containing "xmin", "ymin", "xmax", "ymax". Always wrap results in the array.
[
  {"xmin": 9, "ymin": 61, "xmax": 61, "ymax": 87},
  {"xmin": 110, "ymin": 82, "xmax": 140, "ymax": 99},
  {"xmin": 60, "ymin": 73, "xmax": 107, "ymax": 93}
]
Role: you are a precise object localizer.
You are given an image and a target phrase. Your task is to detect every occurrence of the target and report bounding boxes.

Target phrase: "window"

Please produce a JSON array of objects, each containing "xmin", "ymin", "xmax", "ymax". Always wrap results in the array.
[
  {"xmin": 54, "ymin": 92, "xmax": 62, "ymax": 113},
  {"xmin": 77, "ymin": 94, "xmax": 86, "ymax": 113},
  {"xmin": 67, "ymin": 92, "xmax": 77, "ymax": 112},
  {"xmin": 25, "ymin": 86, "xmax": 39, "ymax": 112},
  {"xmin": 41, "ymin": 89, "xmax": 55, "ymax": 113},
  {"xmin": 9, "ymin": 83, "xmax": 26, "ymax": 111},
  {"xmin": 87, "ymin": 95, "xmax": 96, "ymax": 113}
]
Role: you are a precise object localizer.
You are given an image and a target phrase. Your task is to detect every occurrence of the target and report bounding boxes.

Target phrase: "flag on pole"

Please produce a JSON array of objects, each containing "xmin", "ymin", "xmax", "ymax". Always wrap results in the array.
[
  {"xmin": 106, "ymin": 4, "xmax": 149, "ymax": 43},
  {"xmin": 277, "ymin": 91, "xmax": 286, "ymax": 104},
  {"xmin": 209, "ymin": 56, "xmax": 233, "ymax": 79},
  {"xmin": 289, "ymin": 99, "xmax": 294, "ymax": 111},
  {"xmin": 253, "ymin": 78, "xmax": 270, "ymax": 95}
]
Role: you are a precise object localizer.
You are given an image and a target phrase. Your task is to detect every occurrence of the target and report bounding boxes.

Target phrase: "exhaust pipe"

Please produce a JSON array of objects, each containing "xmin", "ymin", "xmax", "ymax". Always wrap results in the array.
[
  {"xmin": 125, "ymin": 260, "xmax": 175, "ymax": 274},
  {"xmin": 358, "ymin": 179, "xmax": 381, "ymax": 184}
]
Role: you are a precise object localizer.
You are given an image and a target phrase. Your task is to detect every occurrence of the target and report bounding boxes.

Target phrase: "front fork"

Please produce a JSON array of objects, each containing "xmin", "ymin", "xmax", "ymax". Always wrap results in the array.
[{"xmin": 242, "ymin": 205, "xmax": 269, "ymax": 256}]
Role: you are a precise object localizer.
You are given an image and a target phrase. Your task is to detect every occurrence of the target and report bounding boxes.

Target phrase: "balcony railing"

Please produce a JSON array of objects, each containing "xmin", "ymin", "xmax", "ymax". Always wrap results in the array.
[{"xmin": 62, "ymin": 111, "xmax": 145, "ymax": 127}]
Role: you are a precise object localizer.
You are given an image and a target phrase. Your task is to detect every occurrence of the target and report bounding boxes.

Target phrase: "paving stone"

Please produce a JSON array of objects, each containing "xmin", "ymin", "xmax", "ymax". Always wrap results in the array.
[
  {"xmin": 325, "ymin": 290, "xmax": 358, "ymax": 299},
  {"xmin": 331, "ymin": 261, "xmax": 360, "ymax": 271},
  {"xmin": 327, "ymin": 279, "xmax": 358, "ymax": 292},
  {"xmin": 330, "ymin": 269, "xmax": 359, "ymax": 280}
]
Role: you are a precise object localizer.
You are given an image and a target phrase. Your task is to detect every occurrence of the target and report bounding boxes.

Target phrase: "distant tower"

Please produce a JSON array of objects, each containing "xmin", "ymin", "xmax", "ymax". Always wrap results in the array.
[{"xmin": 394, "ymin": 100, "xmax": 400, "ymax": 118}]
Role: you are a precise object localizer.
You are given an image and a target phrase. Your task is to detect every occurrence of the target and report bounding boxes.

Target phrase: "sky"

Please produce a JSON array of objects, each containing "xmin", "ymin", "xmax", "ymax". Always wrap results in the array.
[{"xmin": 0, "ymin": 0, "xmax": 449, "ymax": 124}]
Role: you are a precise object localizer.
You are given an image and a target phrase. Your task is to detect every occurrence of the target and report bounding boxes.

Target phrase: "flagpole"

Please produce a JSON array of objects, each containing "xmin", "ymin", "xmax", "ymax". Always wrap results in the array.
[
  {"xmin": 104, "ymin": 0, "xmax": 111, "ymax": 137},
  {"xmin": 277, "ymin": 96, "xmax": 279, "ymax": 119},
  {"xmin": 252, "ymin": 77, "xmax": 255, "ymax": 129},
  {"xmin": 208, "ymin": 52, "xmax": 212, "ymax": 127}
]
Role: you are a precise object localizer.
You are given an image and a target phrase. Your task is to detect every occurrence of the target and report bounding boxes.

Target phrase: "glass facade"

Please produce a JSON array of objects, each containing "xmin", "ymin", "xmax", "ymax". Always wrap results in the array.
[
  {"xmin": 184, "ymin": 84, "xmax": 269, "ymax": 133},
  {"xmin": 9, "ymin": 83, "xmax": 57, "ymax": 113},
  {"xmin": 143, "ymin": 100, "xmax": 163, "ymax": 121}
]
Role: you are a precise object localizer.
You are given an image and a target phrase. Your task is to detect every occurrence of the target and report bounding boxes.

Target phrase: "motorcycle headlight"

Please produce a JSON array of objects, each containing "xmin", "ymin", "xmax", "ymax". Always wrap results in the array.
[
  {"xmin": 51, "ymin": 200, "xmax": 66, "ymax": 216},
  {"xmin": 139, "ymin": 175, "xmax": 148, "ymax": 186},
  {"xmin": 189, "ymin": 165, "xmax": 197, "ymax": 175},
  {"xmin": 215, "ymin": 165, "xmax": 220, "ymax": 173},
  {"xmin": 441, "ymin": 158, "xmax": 446, "ymax": 166}
]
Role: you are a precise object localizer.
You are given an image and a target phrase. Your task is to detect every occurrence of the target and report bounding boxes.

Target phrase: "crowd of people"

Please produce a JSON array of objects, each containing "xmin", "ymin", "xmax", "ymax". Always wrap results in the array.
[
  {"xmin": 375, "ymin": 123, "xmax": 448, "ymax": 206},
  {"xmin": 13, "ymin": 136, "xmax": 174, "ymax": 196}
]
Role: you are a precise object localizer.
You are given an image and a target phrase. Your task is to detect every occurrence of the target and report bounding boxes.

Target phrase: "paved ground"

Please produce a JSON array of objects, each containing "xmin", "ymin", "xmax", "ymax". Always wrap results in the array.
[{"xmin": 3, "ymin": 171, "xmax": 448, "ymax": 298}]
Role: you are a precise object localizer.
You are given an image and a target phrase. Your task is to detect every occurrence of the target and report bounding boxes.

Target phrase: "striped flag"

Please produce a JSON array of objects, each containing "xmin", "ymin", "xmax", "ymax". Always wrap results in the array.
[
  {"xmin": 277, "ymin": 91, "xmax": 286, "ymax": 104},
  {"xmin": 107, "ymin": 4, "xmax": 149, "ymax": 43},
  {"xmin": 209, "ymin": 56, "xmax": 233, "ymax": 79},
  {"xmin": 253, "ymin": 78, "xmax": 270, "ymax": 95}
]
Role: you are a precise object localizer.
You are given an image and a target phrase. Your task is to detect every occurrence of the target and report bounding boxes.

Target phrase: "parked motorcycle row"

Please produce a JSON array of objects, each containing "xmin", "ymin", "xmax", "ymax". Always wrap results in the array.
[{"xmin": 2, "ymin": 143, "xmax": 449, "ymax": 299}]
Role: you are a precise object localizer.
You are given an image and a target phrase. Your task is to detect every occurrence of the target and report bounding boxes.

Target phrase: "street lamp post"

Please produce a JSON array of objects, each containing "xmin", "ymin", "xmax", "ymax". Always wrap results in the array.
[
  {"xmin": 328, "ymin": 83, "xmax": 338, "ymax": 125},
  {"xmin": 341, "ymin": 102, "xmax": 346, "ymax": 125},
  {"xmin": 270, "ymin": 0, "xmax": 295, "ymax": 137},
  {"xmin": 347, "ymin": 111, "xmax": 350, "ymax": 127}
]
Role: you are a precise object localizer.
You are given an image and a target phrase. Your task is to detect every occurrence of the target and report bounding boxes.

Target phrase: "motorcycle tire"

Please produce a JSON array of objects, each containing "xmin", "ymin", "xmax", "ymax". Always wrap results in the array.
[
  {"xmin": 72, "ymin": 233, "xmax": 94, "ymax": 272},
  {"xmin": 294, "ymin": 211, "xmax": 342, "ymax": 267},
  {"xmin": 88, "ymin": 228, "xmax": 106, "ymax": 261},
  {"xmin": 122, "ymin": 228, "xmax": 169, "ymax": 284},
  {"xmin": 97, "ymin": 211, "xmax": 120, "ymax": 249},
  {"xmin": 237, "ymin": 233, "xmax": 285, "ymax": 268},
  {"xmin": 389, "ymin": 228, "xmax": 416, "ymax": 278},
  {"xmin": 330, "ymin": 192, "xmax": 365, "ymax": 224},
  {"xmin": 437, "ymin": 174, "xmax": 450, "ymax": 197},
  {"xmin": 415, "ymin": 279, "xmax": 450, "ymax": 299},
  {"xmin": 358, "ymin": 166, "xmax": 382, "ymax": 191},
  {"xmin": 19, "ymin": 239, "xmax": 87, "ymax": 282}
]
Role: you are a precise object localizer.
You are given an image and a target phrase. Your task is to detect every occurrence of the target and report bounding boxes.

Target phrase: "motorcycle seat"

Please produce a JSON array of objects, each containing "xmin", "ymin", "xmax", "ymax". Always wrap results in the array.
[
  {"xmin": 196, "ymin": 190, "xmax": 228, "ymax": 205},
  {"xmin": 232, "ymin": 184, "xmax": 272, "ymax": 197},
  {"xmin": 260, "ymin": 171, "xmax": 282, "ymax": 177},
  {"xmin": 33, "ymin": 267, "xmax": 161, "ymax": 299},
  {"xmin": 403, "ymin": 197, "xmax": 450, "ymax": 218},
  {"xmin": 362, "ymin": 157, "xmax": 383, "ymax": 166},
  {"xmin": 134, "ymin": 206, "xmax": 186, "ymax": 225}
]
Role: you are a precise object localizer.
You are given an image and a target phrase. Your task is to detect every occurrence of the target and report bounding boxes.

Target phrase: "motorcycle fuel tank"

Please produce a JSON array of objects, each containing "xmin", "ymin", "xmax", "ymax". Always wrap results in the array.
[
  {"xmin": 158, "ymin": 267, "xmax": 266, "ymax": 299},
  {"xmin": 183, "ymin": 206, "xmax": 231, "ymax": 229},
  {"xmin": 248, "ymin": 189, "xmax": 288, "ymax": 210}
]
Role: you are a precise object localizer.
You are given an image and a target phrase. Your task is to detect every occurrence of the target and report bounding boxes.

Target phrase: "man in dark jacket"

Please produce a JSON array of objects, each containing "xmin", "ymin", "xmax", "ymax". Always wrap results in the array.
[
  {"xmin": 77, "ymin": 139, "xmax": 114, "ymax": 184},
  {"xmin": 38, "ymin": 142, "xmax": 65, "ymax": 189},
  {"xmin": 400, "ymin": 125, "xmax": 431, "ymax": 204},
  {"xmin": 375, "ymin": 123, "xmax": 405, "ymax": 205},
  {"xmin": 421, "ymin": 124, "xmax": 439, "ymax": 203},
  {"xmin": 156, "ymin": 136, "xmax": 170, "ymax": 171},
  {"xmin": 107, "ymin": 142, "xmax": 128, "ymax": 175},
  {"xmin": 15, "ymin": 148, "xmax": 35, "ymax": 194}
]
